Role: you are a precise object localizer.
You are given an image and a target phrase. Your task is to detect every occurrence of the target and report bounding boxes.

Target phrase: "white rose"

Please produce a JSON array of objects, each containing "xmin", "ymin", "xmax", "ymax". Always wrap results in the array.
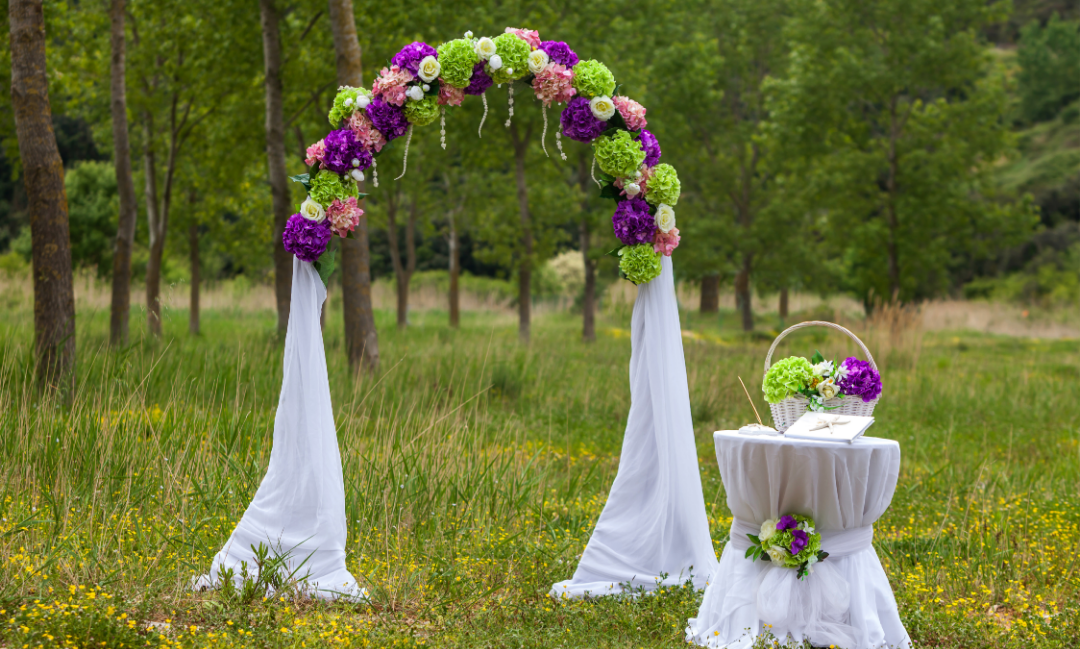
[
  {"xmin": 655, "ymin": 204, "xmax": 676, "ymax": 233},
  {"xmin": 766, "ymin": 545, "xmax": 790, "ymax": 564},
  {"xmin": 355, "ymin": 94, "xmax": 371, "ymax": 110},
  {"xmin": 624, "ymin": 182, "xmax": 641, "ymax": 198},
  {"xmin": 299, "ymin": 196, "xmax": 326, "ymax": 223},
  {"xmin": 417, "ymin": 55, "xmax": 441, "ymax": 83},
  {"xmin": 350, "ymin": 169, "xmax": 364, "ymax": 182},
  {"xmin": 488, "ymin": 54, "xmax": 503, "ymax": 70},
  {"xmin": 464, "ymin": 30, "xmax": 474, "ymax": 39},
  {"xmin": 476, "ymin": 37, "xmax": 497, "ymax": 60},
  {"xmin": 343, "ymin": 97, "xmax": 354, "ymax": 107},
  {"xmin": 589, "ymin": 95, "xmax": 616, "ymax": 120},
  {"xmin": 759, "ymin": 518, "xmax": 778, "ymax": 542},
  {"xmin": 812, "ymin": 360, "xmax": 834, "ymax": 377},
  {"xmin": 422, "ymin": 84, "xmax": 430, "ymax": 92},
  {"xmin": 528, "ymin": 49, "xmax": 550, "ymax": 75},
  {"xmin": 406, "ymin": 85, "xmax": 425, "ymax": 102},
  {"xmin": 819, "ymin": 379, "xmax": 839, "ymax": 400}
]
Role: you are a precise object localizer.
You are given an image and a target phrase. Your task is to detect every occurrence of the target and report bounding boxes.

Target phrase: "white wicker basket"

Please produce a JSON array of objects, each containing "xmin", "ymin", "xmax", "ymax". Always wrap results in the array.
[{"xmin": 764, "ymin": 320, "xmax": 880, "ymax": 432}]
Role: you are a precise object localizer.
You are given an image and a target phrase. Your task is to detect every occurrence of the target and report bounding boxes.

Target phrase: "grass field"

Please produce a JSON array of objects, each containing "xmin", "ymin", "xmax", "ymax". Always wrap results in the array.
[{"xmin": 0, "ymin": 285, "xmax": 1077, "ymax": 648}]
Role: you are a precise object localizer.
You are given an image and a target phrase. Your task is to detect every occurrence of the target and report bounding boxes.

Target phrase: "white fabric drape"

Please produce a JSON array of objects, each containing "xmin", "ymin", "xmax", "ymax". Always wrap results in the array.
[
  {"xmin": 686, "ymin": 431, "xmax": 910, "ymax": 648},
  {"xmin": 194, "ymin": 258, "xmax": 363, "ymax": 601},
  {"xmin": 550, "ymin": 256, "xmax": 719, "ymax": 598}
]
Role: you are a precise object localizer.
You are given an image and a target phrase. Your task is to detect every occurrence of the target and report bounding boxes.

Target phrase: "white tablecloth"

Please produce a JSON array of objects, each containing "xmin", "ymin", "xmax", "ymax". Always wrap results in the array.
[{"xmin": 686, "ymin": 431, "xmax": 910, "ymax": 649}]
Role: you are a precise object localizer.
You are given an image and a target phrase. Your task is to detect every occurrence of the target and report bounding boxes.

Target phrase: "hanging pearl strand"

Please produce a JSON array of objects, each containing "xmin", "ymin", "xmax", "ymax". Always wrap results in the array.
[
  {"xmin": 555, "ymin": 128, "xmax": 567, "ymax": 161},
  {"xmin": 478, "ymin": 93, "xmax": 489, "ymax": 138},
  {"xmin": 591, "ymin": 156, "xmax": 601, "ymax": 188},
  {"xmin": 372, "ymin": 157, "xmax": 379, "ymax": 188},
  {"xmin": 440, "ymin": 106, "xmax": 447, "ymax": 150},
  {"xmin": 504, "ymin": 84, "xmax": 515, "ymax": 128},
  {"xmin": 540, "ymin": 105, "xmax": 550, "ymax": 158},
  {"xmin": 394, "ymin": 126, "xmax": 413, "ymax": 181}
]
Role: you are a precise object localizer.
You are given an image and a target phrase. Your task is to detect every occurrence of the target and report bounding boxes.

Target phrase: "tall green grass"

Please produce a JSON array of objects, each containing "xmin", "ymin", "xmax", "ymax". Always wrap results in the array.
[{"xmin": 0, "ymin": 296, "xmax": 1077, "ymax": 648}]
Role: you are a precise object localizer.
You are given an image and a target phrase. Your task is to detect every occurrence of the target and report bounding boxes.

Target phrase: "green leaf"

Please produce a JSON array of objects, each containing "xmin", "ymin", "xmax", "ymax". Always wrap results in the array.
[
  {"xmin": 288, "ymin": 173, "xmax": 312, "ymax": 193},
  {"xmin": 313, "ymin": 247, "xmax": 337, "ymax": 287},
  {"xmin": 608, "ymin": 109, "xmax": 629, "ymax": 132},
  {"xmin": 597, "ymin": 171, "xmax": 616, "ymax": 183},
  {"xmin": 744, "ymin": 546, "xmax": 756, "ymax": 559},
  {"xmin": 356, "ymin": 192, "xmax": 368, "ymax": 200},
  {"xmin": 747, "ymin": 534, "xmax": 760, "ymax": 544},
  {"xmin": 817, "ymin": 551, "xmax": 830, "ymax": 561},
  {"xmin": 811, "ymin": 350, "xmax": 825, "ymax": 365},
  {"xmin": 599, "ymin": 182, "xmax": 622, "ymax": 201},
  {"xmin": 605, "ymin": 246, "xmax": 624, "ymax": 259}
]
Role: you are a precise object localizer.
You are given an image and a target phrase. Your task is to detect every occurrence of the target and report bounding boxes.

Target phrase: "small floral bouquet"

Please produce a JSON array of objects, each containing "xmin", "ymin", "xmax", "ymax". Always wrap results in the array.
[
  {"xmin": 762, "ymin": 350, "xmax": 882, "ymax": 413},
  {"xmin": 745, "ymin": 514, "xmax": 829, "ymax": 580}
]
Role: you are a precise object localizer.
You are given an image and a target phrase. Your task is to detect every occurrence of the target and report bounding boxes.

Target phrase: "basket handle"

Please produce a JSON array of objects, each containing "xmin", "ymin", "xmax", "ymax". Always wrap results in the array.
[{"xmin": 763, "ymin": 320, "xmax": 878, "ymax": 373}]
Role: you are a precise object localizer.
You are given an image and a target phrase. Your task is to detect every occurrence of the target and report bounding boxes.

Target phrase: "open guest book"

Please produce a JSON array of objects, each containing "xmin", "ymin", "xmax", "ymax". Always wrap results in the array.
[{"xmin": 783, "ymin": 412, "xmax": 875, "ymax": 443}]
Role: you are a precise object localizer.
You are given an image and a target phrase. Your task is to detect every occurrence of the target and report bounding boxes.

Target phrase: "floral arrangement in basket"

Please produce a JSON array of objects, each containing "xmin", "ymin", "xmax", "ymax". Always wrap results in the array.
[
  {"xmin": 745, "ymin": 514, "xmax": 829, "ymax": 580},
  {"xmin": 763, "ymin": 350, "xmax": 882, "ymax": 413},
  {"xmin": 284, "ymin": 28, "xmax": 682, "ymax": 286}
]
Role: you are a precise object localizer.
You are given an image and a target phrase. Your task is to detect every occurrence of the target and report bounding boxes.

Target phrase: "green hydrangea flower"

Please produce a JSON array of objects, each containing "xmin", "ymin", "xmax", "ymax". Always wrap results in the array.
[
  {"xmin": 328, "ymin": 87, "xmax": 371, "ymax": 128},
  {"xmin": 593, "ymin": 130, "xmax": 646, "ymax": 179},
  {"xmin": 403, "ymin": 94, "xmax": 440, "ymax": 127},
  {"xmin": 572, "ymin": 60, "xmax": 615, "ymax": 98},
  {"xmin": 618, "ymin": 244, "xmax": 662, "ymax": 284},
  {"xmin": 309, "ymin": 170, "xmax": 357, "ymax": 207},
  {"xmin": 765, "ymin": 515, "xmax": 819, "ymax": 567},
  {"xmin": 437, "ymin": 38, "xmax": 479, "ymax": 89},
  {"xmin": 645, "ymin": 163, "xmax": 681, "ymax": 206},
  {"xmin": 762, "ymin": 356, "xmax": 813, "ymax": 404},
  {"xmin": 487, "ymin": 33, "xmax": 530, "ymax": 85}
]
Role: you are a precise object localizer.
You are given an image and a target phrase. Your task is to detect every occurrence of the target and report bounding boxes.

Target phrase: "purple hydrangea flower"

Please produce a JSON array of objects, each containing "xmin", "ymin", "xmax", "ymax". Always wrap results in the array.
[
  {"xmin": 611, "ymin": 197, "xmax": 656, "ymax": 246},
  {"xmin": 560, "ymin": 96, "xmax": 606, "ymax": 142},
  {"xmin": 391, "ymin": 41, "xmax": 437, "ymax": 75},
  {"xmin": 283, "ymin": 214, "xmax": 332, "ymax": 263},
  {"xmin": 366, "ymin": 99, "xmax": 410, "ymax": 141},
  {"xmin": 777, "ymin": 515, "xmax": 798, "ymax": 531},
  {"xmin": 464, "ymin": 62, "xmax": 493, "ymax": 96},
  {"xmin": 790, "ymin": 529, "xmax": 809, "ymax": 556},
  {"xmin": 838, "ymin": 357, "xmax": 883, "ymax": 402},
  {"xmin": 539, "ymin": 40, "xmax": 579, "ymax": 67},
  {"xmin": 637, "ymin": 129, "xmax": 662, "ymax": 167},
  {"xmin": 321, "ymin": 129, "xmax": 372, "ymax": 175}
]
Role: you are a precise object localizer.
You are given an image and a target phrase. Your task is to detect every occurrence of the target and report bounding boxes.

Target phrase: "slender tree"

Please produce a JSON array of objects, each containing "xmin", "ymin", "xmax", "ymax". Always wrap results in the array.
[
  {"xmin": 507, "ymin": 120, "xmax": 534, "ymax": 343},
  {"xmin": 328, "ymin": 0, "xmax": 379, "ymax": 371},
  {"xmin": 9, "ymin": 0, "xmax": 76, "ymax": 391},
  {"xmin": 107, "ymin": 0, "xmax": 138, "ymax": 346},
  {"xmin": 385, "ymin": 183, "xmax": 418, "ymax": 329},
  {"xmin": 577, "ymin": 153, "xmax": 597, "ymax": 342}
]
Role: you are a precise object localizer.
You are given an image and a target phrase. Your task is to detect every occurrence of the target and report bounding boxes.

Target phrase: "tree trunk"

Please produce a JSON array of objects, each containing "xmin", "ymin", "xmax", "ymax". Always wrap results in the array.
[
  {"xmin": 508, "ymin": 121, "xmax": 532, "ymax": 343},
  {"xmin": 142, "ymin": 113, "xmax": 163, "ymax": 337},
  {"xmin": 779, "ymin": 286, "xmax": 789, "ymax": 321},
  {"xmin": 108, "ymin": 0, "xmax": 138, "ymax": 347},
  {"xmin": 577, "ymin": 154, "xmax": 595, "ymax": 342},
  {"xmin": 735, "ymin": 254, "xmax": 753, "ymax": 332},
  {"xmin": 700, "ymin": 274, "xmax": 719, "ymax": 313},
  {"xmin": 447, "ymin": 206, "xmax": 460, "ymax": 328},
  {"xmin": 260, "ymin": 0, "xmax": 293, "ymax": 335},
  {"xmin": 329, "ymin": 0, "xmax": 378, "ymax": 371},
  {"xmin": 188, "ymin": 221, "xmax": 200, "ymax": 335},
  {"xmin": 9, "ymin": 0, "xmax": 76, "ymax": 392}
]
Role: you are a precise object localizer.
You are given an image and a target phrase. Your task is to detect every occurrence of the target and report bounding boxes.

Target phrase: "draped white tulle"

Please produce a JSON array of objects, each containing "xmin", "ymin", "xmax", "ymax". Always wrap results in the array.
[
  {"xmin": 686, "ymin": 432, "xmax": 910, "ymax": 648},
  {"xmin": 194, "ymin": 258, "xmax": 364, "ymax": 601},
  {"xmin": 550, "ymin": 256, "xmax": 719, "ymax": 598}
]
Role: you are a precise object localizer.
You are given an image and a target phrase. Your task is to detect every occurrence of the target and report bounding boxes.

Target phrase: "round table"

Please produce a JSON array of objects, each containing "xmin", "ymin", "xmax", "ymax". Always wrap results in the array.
[{"xmin": 685, "ymin": 431, "xmax": 911, "ymax": 649}]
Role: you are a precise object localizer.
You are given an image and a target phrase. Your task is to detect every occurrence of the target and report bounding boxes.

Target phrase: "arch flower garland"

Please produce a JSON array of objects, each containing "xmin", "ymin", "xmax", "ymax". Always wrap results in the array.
[{"xmin": 285, "ymin": 28, "xmax": 681, "ymax": 285}]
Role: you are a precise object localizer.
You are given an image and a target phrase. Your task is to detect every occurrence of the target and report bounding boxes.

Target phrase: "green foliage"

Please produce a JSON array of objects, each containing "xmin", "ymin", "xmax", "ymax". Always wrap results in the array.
[
  {"xmin": 65, "ymin": 161, "xmax": 119, "ymax": 277},
  {"xmin": 1017, "ymin": 14, "xmax": 1080, "ymax": 123}
]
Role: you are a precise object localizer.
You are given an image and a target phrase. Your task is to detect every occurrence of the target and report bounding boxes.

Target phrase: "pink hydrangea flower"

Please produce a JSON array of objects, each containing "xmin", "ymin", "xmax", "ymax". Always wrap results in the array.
[
  {"xmin": 372, "ymin": 65, "xmax": 414, "ymax": 107},
  {"xmin": 504, "ymin": 26, "xmax": 541, "ymax": 49},
  {"xmin": 347, "ymin": 111, "xmax": 386, "ymax": 153},
  {"xmin": 438, "ymin": 83, "xmax": 465, "ymax": 107},
  {"xmin": 327, "ymin": 196, "xmax": 363, "ymax": 239},
  {"xmin": 613, "ymin": 96, "xmax": 647, "ymax": 131},
  {"xmin": 653, "ymin": 227, "xmax": 680, "ymax": 256},
  {"xmin": 532, "ymin": 63, "xmax": 576, "ymax": 107},
  {"xmin": 304, "ymin": 139, "xmax": 326, "ymax": 167}
]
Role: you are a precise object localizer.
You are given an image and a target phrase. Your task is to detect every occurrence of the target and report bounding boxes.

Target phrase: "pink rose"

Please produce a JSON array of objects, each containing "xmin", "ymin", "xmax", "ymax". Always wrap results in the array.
[
  {"xmin": 532, "ymin": 63, "xmax": 576, "ymax": 107},
  {"xmin": 305, "ymin": 139, "xmax": 326, "ymax": 167},
  {"xmin": 613, "ymin": 96, "xmax": 647, "ymax": 131},
  {"xmin": 347, "ymin": 111, "xmax": 386, "ymax": 153},
  {"xmin": 653, "ymin": 227, "xmax": 680, "ymax": 256},
  {"xmin": 373, "ymin": 65, "xmax": 414, "ymax": 107},
  {"xmin": 327, "ymin": 196, "xmax": 363, "ymax": 239},
  {"xmin": 504, "ymin": 26, "xmax": 541, "ymax": 49},
  {"xmin": 438, "ymin": 83, "xmax": 465, "ymax": 107}
]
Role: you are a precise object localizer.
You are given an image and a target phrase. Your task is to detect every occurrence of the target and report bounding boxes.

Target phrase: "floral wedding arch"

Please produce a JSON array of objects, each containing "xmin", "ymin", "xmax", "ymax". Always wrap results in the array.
[{"xmin": 284, "ymin": 28, "xmax": 682, "ymax": 285}]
